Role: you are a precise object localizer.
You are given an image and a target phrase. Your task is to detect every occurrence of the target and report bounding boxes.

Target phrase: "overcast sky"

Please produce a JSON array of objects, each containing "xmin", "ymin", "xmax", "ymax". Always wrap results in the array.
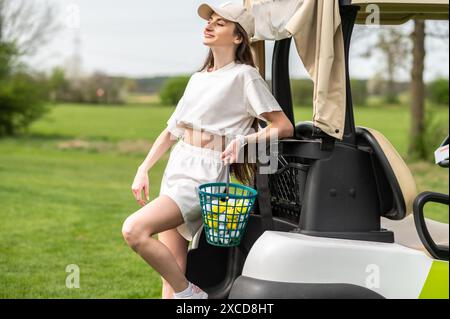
[{"xmin": 27, "ymin": 0, "xmax": 449, "ymax": 81}]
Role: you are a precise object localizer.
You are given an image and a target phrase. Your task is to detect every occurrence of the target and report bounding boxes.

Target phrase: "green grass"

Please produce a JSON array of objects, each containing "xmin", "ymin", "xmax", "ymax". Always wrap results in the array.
[
  {"xmin": 0, "ymin": 103, "xmax": 448, "ymax": 298},
  {"xmin": 0, "ymin": 137, "xmax": 169, "ymax": 298},
  {"xmin": 28, "ymin": 103, "xmax": 175, "ymax": 142}
]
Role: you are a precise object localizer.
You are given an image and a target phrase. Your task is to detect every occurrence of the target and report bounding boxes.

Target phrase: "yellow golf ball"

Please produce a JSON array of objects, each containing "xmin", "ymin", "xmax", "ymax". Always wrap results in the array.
[
  {"xmin": 212, "ymin": 204, "xmax": 226, "ymax": 214},
  {"xmin": 227, "ymin": 221, "xmax": 238, "ymax": 230},
  {"xmin": 208, "ymin": 219, "xmax": 218, "ymax": 229}
]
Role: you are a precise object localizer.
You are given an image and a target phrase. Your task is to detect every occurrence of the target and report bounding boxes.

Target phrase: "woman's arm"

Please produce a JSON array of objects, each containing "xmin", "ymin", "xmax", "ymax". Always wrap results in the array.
[
  {"xmin": 131, "ymin": 129, "xmax": 178, "ymax": 205},
  {"xmin": 138, "ymin": 129, "xmax": 179, "ymax": 172},
  {"xmin": 221, "ymin": 110, "xmax": 294, "ymax": 163},
  {"xmin": 245, "ymin": 110, "xmax": 294, "ymax": 145}
]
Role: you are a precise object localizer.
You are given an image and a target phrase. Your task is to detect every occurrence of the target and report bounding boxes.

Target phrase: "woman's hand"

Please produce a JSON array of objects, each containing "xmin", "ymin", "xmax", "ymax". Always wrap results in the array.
[
  {"xmin": 221, "ymin": 137, "xmax": 244, "ymax": 164},
  {"xmin": 131, "ymin": 167, "xmax": 150, "ymax": 206}
]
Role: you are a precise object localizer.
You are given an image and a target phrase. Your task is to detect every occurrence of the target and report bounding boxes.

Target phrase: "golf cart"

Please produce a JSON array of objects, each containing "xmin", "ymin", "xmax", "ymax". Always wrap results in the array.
[{"xmin": 185, "ymin": 0, "xmax": 449, "ymax": 299}]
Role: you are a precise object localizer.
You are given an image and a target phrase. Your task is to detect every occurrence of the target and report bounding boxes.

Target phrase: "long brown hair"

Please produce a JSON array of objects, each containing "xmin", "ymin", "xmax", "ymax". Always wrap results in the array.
[{"xmin": 198, "ymin": 22, "xmax": 259, "ymax": 187}]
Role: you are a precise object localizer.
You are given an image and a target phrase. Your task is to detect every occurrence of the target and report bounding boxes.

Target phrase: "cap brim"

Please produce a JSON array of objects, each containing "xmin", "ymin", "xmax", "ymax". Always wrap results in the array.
[
  {"xmin": 197, "ymin": 3, "xmax": 215, "ymax": 20},
  {"xmin": 197, "ymin": 3, "xmax": 234, "ymax": 22}
]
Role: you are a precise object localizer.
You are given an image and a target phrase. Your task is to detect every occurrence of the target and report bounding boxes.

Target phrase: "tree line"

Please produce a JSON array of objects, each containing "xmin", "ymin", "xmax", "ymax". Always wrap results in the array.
[{"xmin": 0, "ymin": 0, "xmax": 448, "ymax": 161}]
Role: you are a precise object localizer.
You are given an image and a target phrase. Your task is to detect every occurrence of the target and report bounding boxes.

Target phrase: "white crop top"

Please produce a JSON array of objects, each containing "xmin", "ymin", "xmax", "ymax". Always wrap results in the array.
[{"xmin": 166, "ymin": 60, "xmax": 283, "ymax": 139}]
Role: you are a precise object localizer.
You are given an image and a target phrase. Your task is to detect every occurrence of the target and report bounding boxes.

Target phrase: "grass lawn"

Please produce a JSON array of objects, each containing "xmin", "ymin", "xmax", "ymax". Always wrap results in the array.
[{"xmin": 0, "ymin": 103, "xmax": 448, "ymax": 298}]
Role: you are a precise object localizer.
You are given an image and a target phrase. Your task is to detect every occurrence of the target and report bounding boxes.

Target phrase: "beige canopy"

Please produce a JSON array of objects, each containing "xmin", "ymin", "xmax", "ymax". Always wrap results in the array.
[
  {"xmin": 245, "ymin": 0, "xmax": 346, "ymax": 140},
  {"xmin": 244, "ymin": 0, "xmax": 449, "ymax": 140}
]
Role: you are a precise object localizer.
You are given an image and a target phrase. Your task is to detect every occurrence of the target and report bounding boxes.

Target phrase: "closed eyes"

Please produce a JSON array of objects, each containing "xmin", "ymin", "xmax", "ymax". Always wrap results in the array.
[{"xmin": 208, "ymin": 18, "xmax": 227, "ymax": 26}]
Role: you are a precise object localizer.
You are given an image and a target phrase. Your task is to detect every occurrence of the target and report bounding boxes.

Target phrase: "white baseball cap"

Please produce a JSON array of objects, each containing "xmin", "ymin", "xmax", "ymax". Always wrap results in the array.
[{"xmin": 198, "ymin": 1, "xmax": 255, "ymax": 39}]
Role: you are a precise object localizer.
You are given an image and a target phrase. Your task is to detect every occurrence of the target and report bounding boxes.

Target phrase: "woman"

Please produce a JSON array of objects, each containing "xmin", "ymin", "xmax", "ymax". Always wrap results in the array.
[{"xmin": 122, "ymin": 1, "xmax": 294, "ymax": 299}]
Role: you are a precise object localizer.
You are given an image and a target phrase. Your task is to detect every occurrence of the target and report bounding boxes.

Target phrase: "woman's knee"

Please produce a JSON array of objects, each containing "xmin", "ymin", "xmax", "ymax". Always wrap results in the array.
[{"xmin": 122, "ymin": 216, "xmax": 146, "ymax": 251}]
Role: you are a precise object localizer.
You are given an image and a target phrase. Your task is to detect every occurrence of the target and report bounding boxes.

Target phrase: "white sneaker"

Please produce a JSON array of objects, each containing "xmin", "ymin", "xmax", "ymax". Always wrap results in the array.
[{"xmin": 174, "ymin": 284, "xmax": 208, "ymax": 299}]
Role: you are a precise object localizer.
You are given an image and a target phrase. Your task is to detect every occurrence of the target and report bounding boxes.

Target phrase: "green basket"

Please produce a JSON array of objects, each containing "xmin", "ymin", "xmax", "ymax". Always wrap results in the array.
[{"xmin": 197, "ymin": 164, "xmax": 258, "ymax": 247}]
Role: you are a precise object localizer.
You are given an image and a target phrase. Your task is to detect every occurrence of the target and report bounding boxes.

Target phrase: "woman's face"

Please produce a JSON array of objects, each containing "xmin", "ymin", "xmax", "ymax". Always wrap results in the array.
[{"xmin": 203, "ymin": 12, "xmax": 242, "ymax": 47}]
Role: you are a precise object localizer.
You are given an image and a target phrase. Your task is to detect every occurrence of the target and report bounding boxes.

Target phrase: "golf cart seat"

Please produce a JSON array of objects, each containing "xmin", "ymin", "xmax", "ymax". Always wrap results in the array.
[
  {"xmin": 356, "ymin": 126, "xmax": 418, "ymax": 220},
  {"xmin": 294, "ymin": 121, "xmax": 417, "ymax": 221},
  {"xmin": 356, "ymin": 128, "xmax": 448, "ymax": 261}
]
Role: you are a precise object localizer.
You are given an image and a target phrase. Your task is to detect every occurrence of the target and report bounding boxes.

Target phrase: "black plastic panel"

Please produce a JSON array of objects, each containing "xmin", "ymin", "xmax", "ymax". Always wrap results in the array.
[{"xmin": 229, "ymin": 276, "xmax": 385, "ymax": 299}]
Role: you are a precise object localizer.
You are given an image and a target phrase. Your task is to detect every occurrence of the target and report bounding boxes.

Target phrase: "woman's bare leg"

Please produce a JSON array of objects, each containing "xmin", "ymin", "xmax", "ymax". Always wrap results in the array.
[
  {"xmin": 158, "ymin": 228, "xmax": 189, "ymax": 299},
  {"xmin": 122, "ymin": 194, "xmax": 190, "ymax": 294}
]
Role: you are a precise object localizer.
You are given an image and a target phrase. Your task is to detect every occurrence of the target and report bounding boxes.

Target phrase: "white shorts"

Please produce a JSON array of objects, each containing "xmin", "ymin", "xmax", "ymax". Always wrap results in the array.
[{"xmin": 159, "ymin": 138, "xmax": 228, "ymax": 241}]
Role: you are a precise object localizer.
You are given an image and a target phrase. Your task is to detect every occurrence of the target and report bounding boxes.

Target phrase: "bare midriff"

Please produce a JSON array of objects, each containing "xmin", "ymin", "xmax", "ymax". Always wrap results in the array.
[{"xmin": 181, "ymin": 125, "xmax": 227, "ymax": 152}]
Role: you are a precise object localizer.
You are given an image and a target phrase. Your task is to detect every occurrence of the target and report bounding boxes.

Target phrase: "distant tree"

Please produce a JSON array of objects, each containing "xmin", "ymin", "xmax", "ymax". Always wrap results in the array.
[
  {"xmin": 159, "ymin": 76, "xmax": 190, "ymax": 106},
  {"xmin": 0, "ymin": 0, "xmax": 59, "ymax": 58},
  {"xmin": 366, "ymin": 73, "xmax": 386, "ymax": 96},
  {"xmin": 290, "ymin": 79, "xmax": 314, "ymax": 106},
  {"xmin": 355, "ymin": 19, "xmax": 448, "ymax": 160},
  {"xmin": 408, "ymin": 20, "xmax": 449, "ymax": 160},
  {"xmin": 48, "ymin": 67, "xmax": 69, "ymax": 103},
  {"xmin": 0, "ymin": 71, "xmax": 48, "ymax": 136},
  {"xmin": 350, "ymin": 79, "xmax": 368, "ymax": 106},
  {"xmin": 0, "ymin": 41, "xmax": 15, "ymax": 78},
  {"xmin": 0, "ymin": 0, "xmax": 59, "ymax": 137},
  {"xmin": 86, "ymin": 72, "xmax": 128, "ymax": 105},
  {"xmin": 133, "ymin": 77, "xmax": 169, "ymax": 94},
  {"xmin": 360, "ymin": 26, "xmax": 410, "ymax": 104},
  {"xmin": 409, "ymin": 20, "xmax": 426, "ymax": 160},
  {"xmin": 427, "ymin": 78, "xmax": 449, "ymax": 106}
]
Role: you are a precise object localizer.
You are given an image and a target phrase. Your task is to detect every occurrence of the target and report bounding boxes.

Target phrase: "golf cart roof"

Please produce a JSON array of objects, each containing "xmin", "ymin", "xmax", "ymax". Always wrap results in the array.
[{"xmin": 350, "ymin": 0, "xmax": 449, "ymax": 24}]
